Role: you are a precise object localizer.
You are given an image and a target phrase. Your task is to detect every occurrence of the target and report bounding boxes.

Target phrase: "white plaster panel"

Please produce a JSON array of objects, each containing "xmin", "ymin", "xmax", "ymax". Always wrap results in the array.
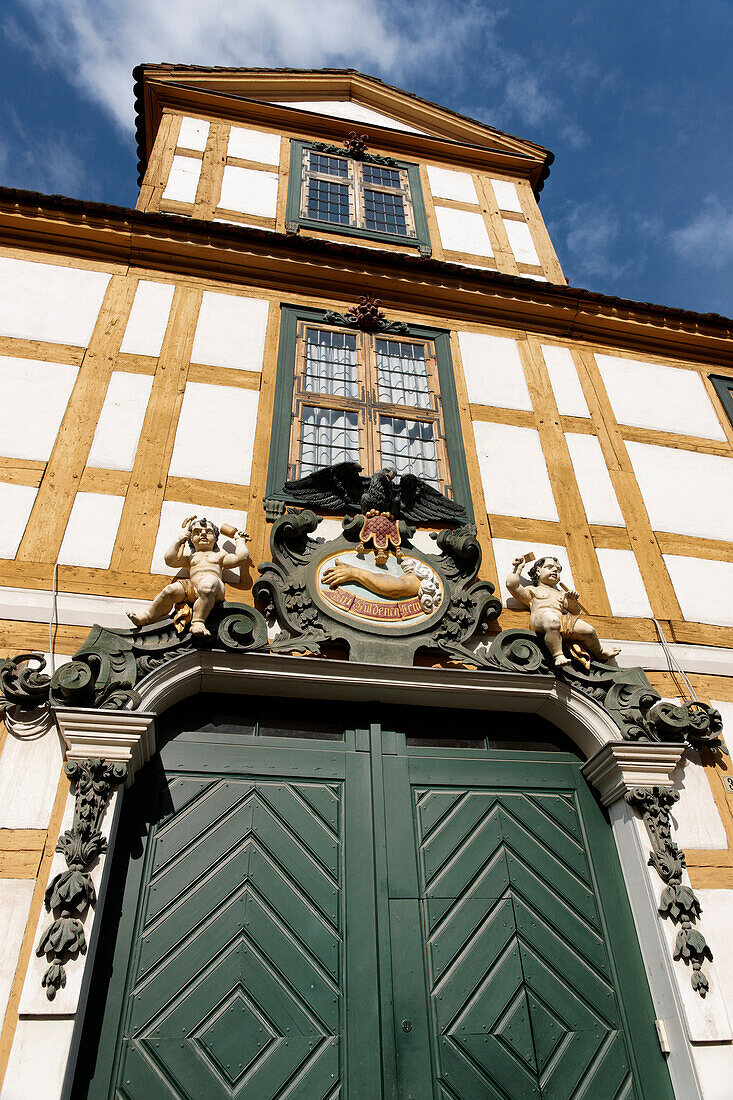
[
  {"xmin": 627, "ymin": 441, "xmax": 733, "ymax": 541},
  {"xmin": 177, "ymin": 115, "xmax": 209, "ymax": 152},
  {"xmin": 151, "ymin": 499, "xmax": 248, "ymax": 580},
  {"xmin": 191, "ymin": 291, "xmax": 269, "ymax": 372},
  {"xmin": 218, "ymin": 166, "xmax": 278, "ymax": 218},
  {"xmin": 0, "ymin": 257, "xmax": 110, "ymax": 347},
  {"xmin": 0, "ymin": 483, "xmax": 36, "ymax": 559},
  {"xmin": 521, "ymin": 273, "xmax": 548, "ymax": 281},
  {"xmin": 670, "ymin": 753, "xmax": 728, "ymax": 850},
  {"xmin": 596, "ymin": 354, "xmax": 727, "ymax": 440},
  {"xmin": 162, "ymin": 154, "xmax": 201, "ymax": 203},
  {"xmin": 435, "ymin": 207, "xmax": 493, "ymax": 257},
  {"xmin": 595, "ymin": 548, "xmax": 653, "ymax": 618},
  {"xmin": 0, "ymin": 587, "xmax": 147, "ymax": 630},
  {"xmin": 663, "ymin": 555, "xmax": 733, "ymax": 626},
  {"xmin": 492, "ymin": 538, "xmax": 574, "ymax": 608},
  {"xmin": 458, "ymin": 331, "xmax": 532, "ymax": 410},
  {"xmin": 472, "ymin": 421, "xmax": 558, "ymax": 521},
  {"xmin": 698, "ymin": 890, "xmax": 733, "ymax": 1028},
  {"xmin": 0, "ymin": 1016, "xmax": 75, "ymax": 1100},
  {"xmin": 87, "ymin": 371, "xmax": 154, "ymax": 471},
  {"xmin": 0, "ymin": 356, "xmax": 78, "ymax": 460},
  {"xmin": 692, "ymin": 1039, "xmax": 733, "ymax": 1100},
  {"xmin": 57, "ymin": 493, "xmax": 124, "ymax": 569},
  {"xmin": 0, "ymin": 880, "xmax": 34, "ymax": 1021},
  {"xmin": 0, "ymin": 722, "xmax": 63, "ymax": 829},
  {"xmin": 227, "ymin": 126, "xmax": 281, "ymax": 165},
  {"xmin": 168, "ymin": 382, "xmax": 258, "ymax": 485},
  {"xmin": 503, "ymin": 219, "xmax": 540, "ymax": 266},
  {"xmin": 489, "ymin": 178, "xmax": 523, "ymax": 212},
  {"xmin": 272, "ymin": 100, "xmax": 424, "ymax": 133},
  {"xmin": 541, "ymin": 344, "xmax": 590, "ymax": 417},
  {"xmin": 564, "ymin": 432, "xmax": 624, "ymax": 526},
  {"xmin": 119, "ymin": 279, "xmax": 175, "ymax": 356},
  {"xmin": 426, "ymin": 166, "xmax": 478, "ymax": 204}
]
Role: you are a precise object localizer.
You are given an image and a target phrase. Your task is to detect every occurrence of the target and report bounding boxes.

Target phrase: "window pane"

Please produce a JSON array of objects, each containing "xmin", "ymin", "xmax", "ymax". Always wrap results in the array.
[
  {"xmin": 300, "ymin": 406, "xmax": 360, "ymax": 473},
  {"xmin": 376, "ymin": 339, "xmax": 431, "ymax": 409},
  {"xmin": 308, "ymin": 178, "xmax": 351, "ymax": 225},
  {"xmin": 310, "ymin": 152, "xmax": 349, "ymax": 178},
  {"xmin": 303, "ymin": 328, "xmax": 359, "ymax": 398},
  {"xmin": 363, "ymin": 189, "xmax": 408, "ymax": 235},
  {"xmin": 362, "ymin": 164, "xmax": 401, "ymax": 189},
  {"xmin": 379, "ymin": 416, "xmax": 440, "ymax": 486}
]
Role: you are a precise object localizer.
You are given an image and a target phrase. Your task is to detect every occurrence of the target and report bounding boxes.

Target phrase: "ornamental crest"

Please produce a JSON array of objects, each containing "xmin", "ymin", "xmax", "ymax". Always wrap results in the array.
[{"xmin": 254, "ymin": 510, "xmax": 501, "ymax": 665}]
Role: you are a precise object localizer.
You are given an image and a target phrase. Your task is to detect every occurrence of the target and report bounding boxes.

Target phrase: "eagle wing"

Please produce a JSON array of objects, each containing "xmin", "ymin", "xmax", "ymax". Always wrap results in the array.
[
  {"xmin": 397, "ymin": 474, "xmax": 466, "ymax": 524},
  {"xmin": 283, "ymin": 461, "xmax": 368, "ymax": 512}
]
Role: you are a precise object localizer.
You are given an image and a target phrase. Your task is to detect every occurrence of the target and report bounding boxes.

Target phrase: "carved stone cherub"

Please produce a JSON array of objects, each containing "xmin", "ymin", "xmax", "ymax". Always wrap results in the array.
[
  {"xmin": 128, "ymin": 516, "xmax": 250, "ymax": 637},
  {"xmin": 507, "ymin": 554, "xmax": 620, "ymax": 668}
]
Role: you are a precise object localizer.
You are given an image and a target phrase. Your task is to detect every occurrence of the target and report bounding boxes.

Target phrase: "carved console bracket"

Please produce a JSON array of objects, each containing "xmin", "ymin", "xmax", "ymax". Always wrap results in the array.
[
  {"xmin": 36, "ymin": 758, "xmax": 126, "ymax": 1000},
  {"xmin": 626, "ymin": 785, "xmax": 713, "ymax": 997}
]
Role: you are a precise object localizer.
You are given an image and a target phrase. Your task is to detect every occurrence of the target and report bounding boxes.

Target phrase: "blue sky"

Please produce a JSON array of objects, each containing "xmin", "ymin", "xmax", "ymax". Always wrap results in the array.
[{"xmin": 2, "ymin": 0, "xmax": 731, "ymax": 317}]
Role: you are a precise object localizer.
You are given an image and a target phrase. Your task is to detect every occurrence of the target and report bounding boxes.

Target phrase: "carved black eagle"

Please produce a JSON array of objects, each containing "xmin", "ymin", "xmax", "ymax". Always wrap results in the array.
[{"xmin": 283, "ymin": 462, "xmax": 466, "ymax": 524}]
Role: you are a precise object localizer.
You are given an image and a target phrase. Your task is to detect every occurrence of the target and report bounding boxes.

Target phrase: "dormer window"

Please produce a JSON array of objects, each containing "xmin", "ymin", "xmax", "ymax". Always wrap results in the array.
[{"xmin": 286, "ymin": 140, "xmax": 431, "ymax": 255}]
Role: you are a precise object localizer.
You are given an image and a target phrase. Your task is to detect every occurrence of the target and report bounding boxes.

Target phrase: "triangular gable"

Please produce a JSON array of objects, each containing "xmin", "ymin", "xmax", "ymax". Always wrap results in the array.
[
  {"xmin": 267, "ymin": 99, "xmax": 428, "ymax": 136},
  {"xmin": 134, "ymin": 66, "xmax": 553, "ymax": 189}
]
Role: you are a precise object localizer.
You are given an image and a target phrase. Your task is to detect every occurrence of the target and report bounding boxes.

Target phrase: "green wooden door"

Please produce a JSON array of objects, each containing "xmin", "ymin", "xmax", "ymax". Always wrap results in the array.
[
  {"xmin": 382, "ymin": 741, "xmax": 674, "ymax": 1100},
  {"xmin": 80, "ymin": 730, "xmax": 380, "ymax": 1099},
  {"xmin": 75, "ymin": 705, "xmax": 672, "ymax": 1100}
]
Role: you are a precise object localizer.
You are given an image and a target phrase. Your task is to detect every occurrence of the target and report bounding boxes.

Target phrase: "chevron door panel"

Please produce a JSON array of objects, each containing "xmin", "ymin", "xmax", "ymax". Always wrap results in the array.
[
  {"xmin": 115, "ymin": 773, "xmax": 348, "ymax": 1100},
  {"xmin": 408, "ymin": 783, "xmax": 640, "ymax": 1100}
]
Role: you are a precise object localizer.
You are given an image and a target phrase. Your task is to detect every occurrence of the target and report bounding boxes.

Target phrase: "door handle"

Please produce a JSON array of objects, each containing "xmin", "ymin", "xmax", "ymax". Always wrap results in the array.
[{"xmin": 401, "ymin": 1020, "xmax": 413, "ymax": 1033}]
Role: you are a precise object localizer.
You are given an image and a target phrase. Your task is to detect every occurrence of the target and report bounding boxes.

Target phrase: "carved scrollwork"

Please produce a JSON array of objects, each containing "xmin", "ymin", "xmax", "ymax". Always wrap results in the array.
[
  {"xmin": 36, "ymin": 758, "xmax": 127, "ymax": 999},
  {"xmin": 484, "ymin": 629, "xmax": 552, "ymax": 675},
  {"xmin": 626, "ymin": 786, "xmax": 713, "ymax": 995},
  {"xmin": 1, "ymin": 601, "xmax": 269, "ymax": 721}
]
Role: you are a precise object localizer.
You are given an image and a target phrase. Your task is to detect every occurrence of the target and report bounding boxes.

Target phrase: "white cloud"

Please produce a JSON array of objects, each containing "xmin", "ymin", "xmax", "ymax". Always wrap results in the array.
[
  {"xmin": 0, "ymin": 107, "xmax": 87, "ymax": 196},
  {"xmin": 669, "ymin": 196, "xmax": 733, "ymax": 268},
  {"xmin": 13, "ymin": 0, "xmax": 500, "ymax": 132},
  {"xmin": 552, "ymin": 201, "xmax": 634, "ymax": 283}
]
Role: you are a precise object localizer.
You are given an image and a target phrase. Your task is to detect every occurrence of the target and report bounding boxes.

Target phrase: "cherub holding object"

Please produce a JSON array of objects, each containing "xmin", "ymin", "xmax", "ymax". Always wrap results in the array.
[
  {"xmin": 127, "ymin": 516, "xmax": 250, "ymax": 637},
  {"xmin": 507, "ymin": 554, "xmax": 620, "ymax": 668}
]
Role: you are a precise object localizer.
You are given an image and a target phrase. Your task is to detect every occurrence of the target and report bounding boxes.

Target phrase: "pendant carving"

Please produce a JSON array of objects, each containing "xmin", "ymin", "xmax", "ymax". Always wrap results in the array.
[
  {"xmin": 626, "ymin": 785, "xmax": 713, "ymax": 996},
  {"xmin": 36, "ymin": 758, "xmax": 126, "ymax": 999}
]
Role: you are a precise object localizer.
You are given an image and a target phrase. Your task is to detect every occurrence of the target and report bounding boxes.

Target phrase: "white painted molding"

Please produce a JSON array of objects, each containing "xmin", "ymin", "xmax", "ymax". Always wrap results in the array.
[
  {"xmin": 53, "ymin": 708, "xmax": 156, "ymax": 785},
  {"xmin": 582, "ymin": 742, "xmax": 686, "ymax": 806}
]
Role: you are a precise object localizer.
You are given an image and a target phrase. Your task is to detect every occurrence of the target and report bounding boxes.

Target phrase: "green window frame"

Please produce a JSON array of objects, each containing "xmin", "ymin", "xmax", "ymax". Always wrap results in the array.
[
  {"xmin": 286, "ymin": 140, "xmax": 432, "ymax": 256},
  {"xmin": 710, "ymin": 374, "xmax": 733, "ymax": 430},
  {"xmin": 266, "ymin": 305, "xmax": 473, "ymax": 519}
]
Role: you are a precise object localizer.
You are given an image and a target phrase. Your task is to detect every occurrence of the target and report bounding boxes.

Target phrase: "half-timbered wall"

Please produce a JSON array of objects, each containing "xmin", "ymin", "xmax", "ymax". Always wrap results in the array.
[
  {"xmin": 1, "ymin": 77, "xmax": 733, "ymax": 1098},
  {"xmin": 139, "ymin": 109, "xmax": 563, "ymax": 283}
]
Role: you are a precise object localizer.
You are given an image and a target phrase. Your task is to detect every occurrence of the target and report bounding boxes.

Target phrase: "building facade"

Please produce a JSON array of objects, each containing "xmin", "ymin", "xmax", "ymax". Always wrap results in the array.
[{"xmin": 0, "ymin": 66, "xmax": 732, "ymax": 1098}]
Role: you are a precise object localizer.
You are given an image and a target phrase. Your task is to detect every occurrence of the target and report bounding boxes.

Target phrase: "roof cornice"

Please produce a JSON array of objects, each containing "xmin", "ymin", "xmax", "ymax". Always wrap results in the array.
[
  {"xmin": 132, "ymin": 65, "xmax": 553, "ymax": 193},
  {"xmin": 0, "ymin": 187, "xmax": 730, "ymax": 367}
]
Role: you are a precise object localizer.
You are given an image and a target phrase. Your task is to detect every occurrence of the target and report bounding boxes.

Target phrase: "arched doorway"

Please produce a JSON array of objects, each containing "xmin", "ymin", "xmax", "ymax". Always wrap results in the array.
[{"xmin": 71, "ymin": 693, "xmax": 673, "ymax": 1099}]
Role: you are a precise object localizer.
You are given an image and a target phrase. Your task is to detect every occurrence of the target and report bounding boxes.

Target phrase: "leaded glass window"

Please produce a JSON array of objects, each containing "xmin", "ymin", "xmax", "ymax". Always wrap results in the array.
[
  {"xmin": 300, "ymin": 149, "xmax": 416, "ymax": 238},
  {"xmin": 289, "ymin": 322, "xmax": 452, "ymax": 496}
]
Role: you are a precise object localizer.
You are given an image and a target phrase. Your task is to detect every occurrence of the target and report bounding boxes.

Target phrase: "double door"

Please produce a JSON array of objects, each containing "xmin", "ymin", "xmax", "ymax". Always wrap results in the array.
[{"xmin": 74, "ymin": 707, "xmax": 673, "ymax": 1099}]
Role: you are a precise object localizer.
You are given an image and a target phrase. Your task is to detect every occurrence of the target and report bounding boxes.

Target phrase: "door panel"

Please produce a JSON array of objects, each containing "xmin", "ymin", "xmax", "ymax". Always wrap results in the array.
[
  {"xmin": 82, "ymin": 741, "xmax": 378, "ymax": 1100},
  {"xmin": 384, "ymin": 750, "xmax": 673, "ymax": 1100}
]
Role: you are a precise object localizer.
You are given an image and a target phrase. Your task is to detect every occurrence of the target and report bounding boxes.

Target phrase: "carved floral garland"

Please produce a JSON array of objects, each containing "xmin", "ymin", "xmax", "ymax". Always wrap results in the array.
[
  {"xmin": 626, "ymin": 785, "xmax": 713, "ymax": 996},
  {"xmin": 36, "ymin": 759, "xmax": 126, "ymax": 999}
]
